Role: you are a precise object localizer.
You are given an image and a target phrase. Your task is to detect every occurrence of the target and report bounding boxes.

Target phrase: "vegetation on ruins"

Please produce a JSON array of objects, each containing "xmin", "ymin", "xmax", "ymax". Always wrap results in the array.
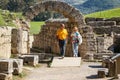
[{"xmin": 0, "ymin": 9, "xmax": 23, "ymax": 26}]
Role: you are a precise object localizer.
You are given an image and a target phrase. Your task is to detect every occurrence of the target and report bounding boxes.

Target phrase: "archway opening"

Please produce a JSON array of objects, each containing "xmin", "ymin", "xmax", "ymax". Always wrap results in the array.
[{"xmin": 23, "ymin": 1, "xmax": 86, "ymax": 57}]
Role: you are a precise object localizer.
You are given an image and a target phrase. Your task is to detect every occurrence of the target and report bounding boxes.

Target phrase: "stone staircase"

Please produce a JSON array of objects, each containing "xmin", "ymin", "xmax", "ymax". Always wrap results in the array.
[{"xmin": 51, "ymin": 57, "xmax": 81, "ymax": 67}]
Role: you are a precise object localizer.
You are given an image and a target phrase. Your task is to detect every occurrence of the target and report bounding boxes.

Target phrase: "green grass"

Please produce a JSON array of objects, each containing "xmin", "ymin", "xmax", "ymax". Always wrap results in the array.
[
  {"xmin": 0, "ymin": 13, "xmax": 6, "ymax": 26},
  {"xmin": 13, "ymin": 69, "xmax": 28, "ymax": 80},
  {"xmin": 30, "ymin": 21, "xmax": 45, "ymax": 34},
  {"xmin": 85, "ymin": 8, "xmax": 120, "ymax": 18}
]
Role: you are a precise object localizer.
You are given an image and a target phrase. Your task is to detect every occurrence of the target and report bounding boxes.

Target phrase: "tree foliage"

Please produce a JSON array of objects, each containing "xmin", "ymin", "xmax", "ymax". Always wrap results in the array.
[
  {"xmin": 0, "ymin": 0, "xmax": 63, "ymax": 21},
  {"xmin": 7, "ymin": 0, "xmax": 25, "ymax": 12},
  {"xmin": 0, "ymin": 0, "xmax": 9, "ymax": 10}
]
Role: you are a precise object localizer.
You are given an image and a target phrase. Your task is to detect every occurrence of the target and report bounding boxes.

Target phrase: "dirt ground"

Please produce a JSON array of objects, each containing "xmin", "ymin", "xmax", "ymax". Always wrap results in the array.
[{"xmin": 24, "ymin": 62, "xmax": 117, "ymax": 80}]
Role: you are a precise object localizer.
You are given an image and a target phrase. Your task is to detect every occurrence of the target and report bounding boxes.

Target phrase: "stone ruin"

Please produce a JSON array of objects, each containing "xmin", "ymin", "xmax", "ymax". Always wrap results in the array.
[
  {"xmin": 0, "ymin": 19, "xmax": 30, "ymax": 80},
  {"xmin": 11, "ymin": 19, "xmax": 30, "ymax": 55},
  {"xmin": 23, "ymin": 1, "xmax": 120, "ymax": 59},
  {"xmin": 0, "ymin": 0, "xmax": 120, "ymax": 79},
  {"xmin": 23, "ymin": 0, "xmax": 88, "ymax": 57},
  {"xmin": 85, "ymin": 17, "xmax": 120, "ymax": 54},
  {"xmin": 33, "ymin": 19, "xmax": 82, "ymax": 57}
]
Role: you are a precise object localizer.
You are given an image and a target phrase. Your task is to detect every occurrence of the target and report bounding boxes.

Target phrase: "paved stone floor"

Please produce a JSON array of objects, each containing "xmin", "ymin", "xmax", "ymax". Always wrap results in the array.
[{"xmin": 24, "ymin": 61, "xmax": 116, "ymax": 80}]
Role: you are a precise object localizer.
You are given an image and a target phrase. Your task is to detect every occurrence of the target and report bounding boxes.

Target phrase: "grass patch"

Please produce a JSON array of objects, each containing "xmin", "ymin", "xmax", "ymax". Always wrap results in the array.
[
  {"xmin": 13, "ymin": 69, "xmax": 28, "ymax": 80},
  {"xmin": 85, "ymin": 7, "xmax": 120, "ymax": 18},
  {"xmin": 30, "ymin": 21, "xmax": 45, "ymax": 34},
  {"xmin": 0, "ymin": 14, "xmax": 6, "ymax": 26}
]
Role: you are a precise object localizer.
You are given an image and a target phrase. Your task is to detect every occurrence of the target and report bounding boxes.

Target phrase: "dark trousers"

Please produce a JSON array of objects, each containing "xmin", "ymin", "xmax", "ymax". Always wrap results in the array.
[{"xmin": 58, "ymin": 39, "xmax": 66, "ymax": 56}]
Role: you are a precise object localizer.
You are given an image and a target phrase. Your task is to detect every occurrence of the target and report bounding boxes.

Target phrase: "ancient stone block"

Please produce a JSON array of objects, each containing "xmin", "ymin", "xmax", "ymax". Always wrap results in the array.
[
  {"xmin": 0, "ymin": 59, "xmax": 13, "ymax": 74},
  {"xmin": 97, "ymin": 69, "xmax": 107, "ymax": 78},
  {"xmin": 0, "ymin": 73, "xmax": 12, "ymax": 80},
  {"xmin": 108, "ymin": 61, "xmax": 115, "ymax": 77},
  {"xmin": 85, "ymin": 17, "xmax": 104, "ymax": 24},
  {"xmin": 22, "ymin": 31, "xmax": 28, "ymax": 42},
  {"xmin": 0, "ymin": 43, "xmax": 11, "ymax": 58},
  {"xmin": 20, "ymin": 42, "xmax": 28, "ymax": 54},
  {"xmin": 116, "ymin": 57, "xmax": 120, "ymax": 74},
  {"xmin": 105, "ymin": 17, "xmax": 120, "ymax": 25},
  {"xmin": 19, "ymin": 55, "xmax": 39, "ymax": 66},
  {"xmin": 87, "ymin": 21, "xmax": 116, "ymax": 26},
  {"xmin": 102, "ymin": 59, "xmax": 110, "ymax": 68},
  {"xmin": 12, "ymin": 59, "xmax": 23, "ymax": 75}
]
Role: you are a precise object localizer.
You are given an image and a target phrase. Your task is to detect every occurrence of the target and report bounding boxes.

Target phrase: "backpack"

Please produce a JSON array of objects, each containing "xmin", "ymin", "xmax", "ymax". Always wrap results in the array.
[{"xmin": 76, "ymin": 32, "xmax": 82, "ymax": 45}]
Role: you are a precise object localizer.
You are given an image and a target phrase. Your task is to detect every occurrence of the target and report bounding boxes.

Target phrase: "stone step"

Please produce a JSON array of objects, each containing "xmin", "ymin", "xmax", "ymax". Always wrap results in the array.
[{"xmin": 51, "ymin": 57, "xmax": 81, "ymax": 67}]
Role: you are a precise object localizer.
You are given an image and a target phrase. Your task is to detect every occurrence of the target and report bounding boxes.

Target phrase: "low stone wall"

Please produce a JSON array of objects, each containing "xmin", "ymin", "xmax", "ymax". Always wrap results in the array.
[
  {"xmin": 85, "ymin": 17, "xmax": 120, "ymax": 25},
  {"xmin": 85, "ymin": 17, "xmax": 120, "ymax": 34},
  {"xmin": 0, "ymin": 27, "xmax": 12, "ymax": 58}
]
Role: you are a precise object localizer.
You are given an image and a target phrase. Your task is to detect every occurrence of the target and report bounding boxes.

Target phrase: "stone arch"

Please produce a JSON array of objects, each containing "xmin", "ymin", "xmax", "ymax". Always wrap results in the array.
[
  {"xmin": 23, "ymin": 1, "xmax": 87, "ymax": 57},
  {"xmin": 23, "ymin": 1, "xmax": 85, "ymax": 27}
]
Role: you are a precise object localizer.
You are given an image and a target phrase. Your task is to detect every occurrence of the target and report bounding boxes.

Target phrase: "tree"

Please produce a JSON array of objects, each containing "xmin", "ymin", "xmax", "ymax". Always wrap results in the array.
[
  {"xmin": 7, "ymin": 0, "xmax": 25, "ymax": 12},
  {"xmin": 0, "ymin": 0, "xmax": 9, "ymax": 10},
  {"xmin": 23, "ymin": 0, "xmax": 35, "ymax": 11}
]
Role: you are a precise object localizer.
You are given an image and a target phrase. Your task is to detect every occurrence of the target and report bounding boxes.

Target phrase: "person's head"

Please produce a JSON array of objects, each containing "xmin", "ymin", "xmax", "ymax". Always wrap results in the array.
[
  {"xmin": 60, "ymin": 23, "xmax": 65, "ymax": 29},
  {"xmin": 73, "ymin": 26, "xmax": 78, "ymax": 32}
]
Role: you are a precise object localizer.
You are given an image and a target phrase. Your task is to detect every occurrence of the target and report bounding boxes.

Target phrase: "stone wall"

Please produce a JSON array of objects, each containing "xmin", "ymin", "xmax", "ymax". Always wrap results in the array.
[
  {"xmin": 32, "ymin": 19, "xmax": 115, "ymax": 58},
  {"xmin": 23, "ymin": 0, "xmax": 87, "ymax": 57},
  {"xmin": 33, "ymin": 19, "xmax": 86, "ymax": 57},
  {"xmin": 85, "ymin": 17, "xmax": 120, "ymax": 54},
  {"xmin": 96, "ymin": 35, "xmax": 113, "ymax": 53},
  {"xmin": 85, "ymin": 17, "xmax": 120, "ymax": 35},
  {"xmin": 11, "ymin": 19, "xmax": 30, "ymax": 54},
  {"xmin": 114, "ymin": 34, "xmax": 120, "ymax": 53},
  {"xmin": 23, "ymin": 1, "xmax": 120, "ymax": 58},
  {"xmin": 0, "ymin": 27, "xmax": 12, "ymax": 58}
]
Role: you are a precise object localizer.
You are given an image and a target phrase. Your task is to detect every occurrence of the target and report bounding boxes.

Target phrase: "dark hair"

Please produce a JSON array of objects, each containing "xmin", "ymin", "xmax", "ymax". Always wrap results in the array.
[{"xmin": 60, "ymin": 23, "xmax": 65, "ymax": 27}]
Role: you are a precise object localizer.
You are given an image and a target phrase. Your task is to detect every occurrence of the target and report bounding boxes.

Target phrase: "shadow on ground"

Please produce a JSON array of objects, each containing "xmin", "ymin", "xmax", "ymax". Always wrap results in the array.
[
  {"xmin": 86, "ymin": 75, "xmax": 98, "ymax": 79},
  {"xmin": 89, "ymin": 65, "xmax": 103, "ymax": 68}
]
